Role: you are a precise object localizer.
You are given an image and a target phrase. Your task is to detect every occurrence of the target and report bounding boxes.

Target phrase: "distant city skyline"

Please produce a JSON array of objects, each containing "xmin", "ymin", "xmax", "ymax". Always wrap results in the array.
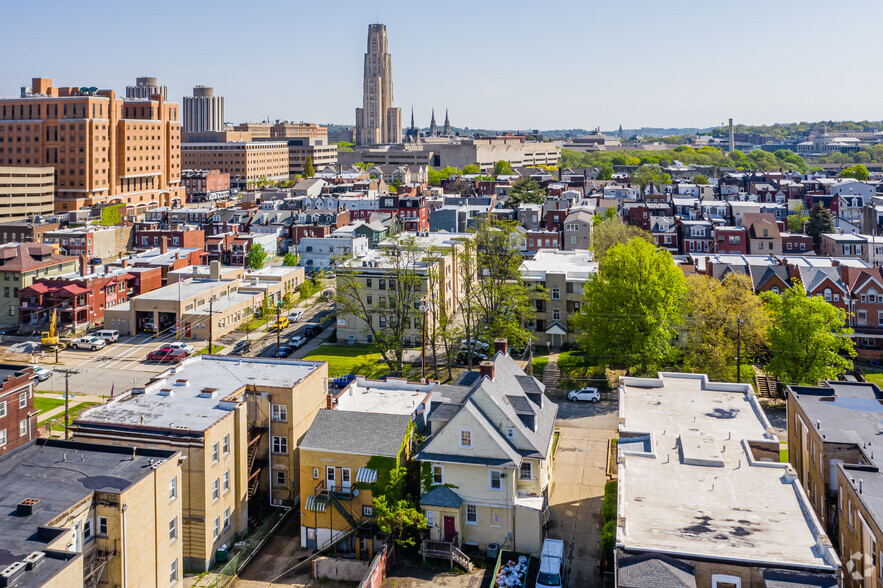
[{"xmin": 3, "ymin": 0, "xmax": 882, "ymax": 131}]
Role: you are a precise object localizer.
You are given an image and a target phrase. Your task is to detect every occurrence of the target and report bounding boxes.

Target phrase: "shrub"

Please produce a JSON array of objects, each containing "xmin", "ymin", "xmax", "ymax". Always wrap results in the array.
[
  {"xmin": 601, "ymin": 520, "xmax": 616, "ymax": 564},
  {"xmin": 602, "ymin": 494, "xmax": 617, "ymax": 524},
  {"xmin": 604, "ymin": 480, "xmax": 617, "ymax": 497}
]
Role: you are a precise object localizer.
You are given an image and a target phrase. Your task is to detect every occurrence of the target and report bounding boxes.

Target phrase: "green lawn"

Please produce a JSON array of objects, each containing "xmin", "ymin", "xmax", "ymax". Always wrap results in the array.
[
  {"xmin": 40, "ymin": 401, "xmax": 99, "ymax": 431},
  {"xmin": 866, "ymin": 373, "xmax": 883, "ymax": 387},
  {"xmin": 532, "ymin": 357, "xmax": 549, "ymax": 378},
  {"xmin": 303, "ymin": 344, "xmax": 389, "ymax": 378},
  {"xmin": 195, "ymin": 344, "xmax": 225, "ymax": 355},
  {"xmin": 33, "ymin": 397, "xmax": 65, "ymax": 415}
]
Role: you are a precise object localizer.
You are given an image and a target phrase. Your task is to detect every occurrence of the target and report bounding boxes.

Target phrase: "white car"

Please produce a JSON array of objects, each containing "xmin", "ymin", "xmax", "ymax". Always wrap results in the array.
[
  {"xmin": 567, "ymin": 387, "xmax": 600, "ymax": 403},
  {"xmin": 32, "ymin": 366, "xmax": 52, "ymax": 381},
  {"xmin": 290, "ymin": 335, "xmax": 307, "ymax": 348},
  {"xmin": 166, "ymin": 341, "xmax": 195, "ymax": 355},
  {"xmin": 289, "ymin": 310, "xmax": 304, "ymax": 322},
  {"xmin": 69, "ymin": 336, "xmax": 106, "ymax": 351}
]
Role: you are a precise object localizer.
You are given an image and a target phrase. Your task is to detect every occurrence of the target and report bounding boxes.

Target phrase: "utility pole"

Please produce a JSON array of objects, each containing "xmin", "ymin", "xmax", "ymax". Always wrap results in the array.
[
  {"xmin": 54, "ymin": 368, "xmax": 80, "ymax": 440},
  {"xmin": 420, "ymin": 299, "xmax": 428, "ymax": 382},
  {"xmin": 208, "ymin": 299, "xmax": 213, "ymax": 355},
  {"xmin": 276, "ymin": 303, "xmax": 282, "ymax": 357},
  {"xmin": 736, "ymin": 315, "xmax": 743, "ymax": 383}
]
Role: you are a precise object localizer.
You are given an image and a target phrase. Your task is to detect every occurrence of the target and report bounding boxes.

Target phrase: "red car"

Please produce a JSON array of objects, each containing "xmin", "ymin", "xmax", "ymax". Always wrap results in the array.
[{"xmin": 147, "ymin": 347, "xmax": 188, "ymax": 363}]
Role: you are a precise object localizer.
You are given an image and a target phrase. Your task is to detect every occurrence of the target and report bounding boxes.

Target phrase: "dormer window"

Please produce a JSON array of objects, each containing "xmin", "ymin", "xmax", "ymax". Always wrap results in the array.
[
  {"xmin": 460, "ymin": 429, "xmax": 472, "ymax": 449},
  {"xmin": 505, "ymin": 427, "xmax": 515, "ymax": 439}
]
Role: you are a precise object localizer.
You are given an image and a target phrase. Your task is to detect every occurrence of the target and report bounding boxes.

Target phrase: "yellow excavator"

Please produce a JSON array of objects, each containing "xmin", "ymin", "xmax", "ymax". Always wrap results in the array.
[{"xmin": 41, "ymin": 310, "xmax": 58, "ymax": 346}]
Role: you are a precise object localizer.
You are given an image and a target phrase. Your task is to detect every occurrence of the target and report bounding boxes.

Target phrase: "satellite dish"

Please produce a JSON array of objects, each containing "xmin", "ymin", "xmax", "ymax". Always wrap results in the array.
[{"xmin": 352, "ymin": 488, "xmax": 359, "ymax": 497}]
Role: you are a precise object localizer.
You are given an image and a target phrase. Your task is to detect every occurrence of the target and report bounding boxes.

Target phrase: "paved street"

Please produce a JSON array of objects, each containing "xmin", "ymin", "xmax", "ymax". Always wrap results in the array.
[{"xmin": 547, "ymin": 397, "xmax": 618, "ymax": 588}]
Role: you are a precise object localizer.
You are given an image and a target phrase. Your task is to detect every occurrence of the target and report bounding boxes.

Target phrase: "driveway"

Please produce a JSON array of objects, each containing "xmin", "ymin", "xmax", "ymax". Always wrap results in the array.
[{"xmin": 547, "ymin": 399, "xmax": 617, "ymax": 588}]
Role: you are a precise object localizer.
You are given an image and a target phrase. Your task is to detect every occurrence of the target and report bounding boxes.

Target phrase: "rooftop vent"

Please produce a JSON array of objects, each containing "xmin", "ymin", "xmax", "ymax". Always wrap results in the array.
[
  {"xmin": 0, "ymin": 561, "xmax": 26, "ymax": 586},
  {"xmin": 175, "ymin": 379, "xmax": 189, "ymax": 387},
  {"xmin": 158, "ymin": 388, "xmax": 174, "ymax": 397},
  {"xmin": 199, "ymin": 387, "xmax": 218, "ymax": 399},
  {"xmin": 17, "ymin": 499, "xmax": 39, "ymax": 516},
  {"xmin": 23, "ymin": 552, "xmax": 44, "ymax": 570}
]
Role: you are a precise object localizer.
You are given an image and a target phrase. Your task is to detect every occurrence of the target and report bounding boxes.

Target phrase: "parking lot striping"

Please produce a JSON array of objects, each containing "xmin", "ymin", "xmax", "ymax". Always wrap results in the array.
[{"xmin": 101, "ymin": 334, "xmax": 175, "ymax": 370}]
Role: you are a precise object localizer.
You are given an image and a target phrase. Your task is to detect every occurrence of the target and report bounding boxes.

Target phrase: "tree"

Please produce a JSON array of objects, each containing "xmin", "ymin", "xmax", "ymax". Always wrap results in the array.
[
  {"xmin": 632, "ymin": 165, "xmax": 671, "ymax": 194},
  {"xmin": 462, "ymin": 164, "xmax": 481, "ymax": 174},
  {"xmin": 246, "ymin": 243, "xmax": 268, "ymax": 269},
  {"xmin": 592, "ymin": 218, "xmax": 654, "ymax": 261},
  {"xmin": 493, "ymin": 160, "xmax": 514, "ymax": 176},
  {"xmin": 574, "ymin": 239, "xmax": 686, "ymax": 374},
  {"xmin": 597, "ymin": 165, "xmax": 613, "ymax": 180},
  {"xmin": 282, "ymin": 252, "xmax": 299, "ymax": 266},
  {"xmin": 761, "ymin": 282, "xmax": 855, "ymax": 384},
  {"xmin": 692, "ymin": 174, "xmax": 709, "ymax": 185},
  {"xmin": 303, "ymin": 156, "xmax": 315, "ymax": 178},
  {"xmin": 839, "ymin": 164, "xmax": 870, "ymax": 181},
  {"xmin": 682, "ymin": 274, "xmax": 767, "ymax": 381},
  {"xmin": 805, "ymin": 203, "xmax": 835, "ymax": 251},
  {"xmin": 505, "ymin": 178, "xmax": 545, "ymax": 208},
  {"xmin": 787, "ymin": 203, "xmax": 808, "ymax": 234},
  {"xmin": 336, "ymin": 236, "xmax": 424, "ymax": 376},
  {"xmin": 592, "ymin": 206, "xmax": 619, "ymax": 227}
]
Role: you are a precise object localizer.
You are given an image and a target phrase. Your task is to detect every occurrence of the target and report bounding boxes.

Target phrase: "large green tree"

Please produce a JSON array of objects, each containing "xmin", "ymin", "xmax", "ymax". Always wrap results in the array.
[
  {"xmin": 839, "ymin": 164, "xmax": 870, "ymax": 181},
  {"xmin": 597, "ymin": 164, "xmax": 613, "ymax": 180},
  {"xmin": 505, "ymin": 178, "xmax": 546, "ymax": 208},
  {"xmin": 805, "ymin": 203, "xmax": 835, "ymax": 251},
  {"xmin": 282, "ymin": 252, "xmax": 299, "ymax": 266},
  {"xmin": 632, "ymin": 165, "xmax": 671, "ymax": 194},
  {"xmin": 246, "ymin": 243, "xmax": 268, "ymax": 269},
  {"xmin": 303, "ymin": 156, "xmax": 315, "ymax": 178},
  {"xmin": 787, "ymin": 203, "xmax": 808, "ymax": 234},
  {"xmin": 493, "ymin": 160, "xmax": 515, "ymax": 176},
  {"xmin": 574, "ymin": 239, "xmax": 686, "ymax": 373},
  {"xmin": 592, "ymin": 218, "xmax": 654, "ymax": 261},
  {"xmin": 761, "ymin": 282, "xmax": 854, "ymax": 384},
  {"xmin": 682, "ymin": 274, "xmax": 768, "ymax": 381}
]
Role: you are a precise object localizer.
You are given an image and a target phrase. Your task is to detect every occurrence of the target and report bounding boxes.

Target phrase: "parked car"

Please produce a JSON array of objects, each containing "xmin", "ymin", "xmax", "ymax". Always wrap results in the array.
[
  {"xmin": 303, "ymin": 324, "xmax": 322, "ymax": 338},
  {"xmin": 69, "ymin": 336, "xmax": 106, "ymax": 351},
  {"xmin": 276, "ymin": 345, "xmax": 295, "ymax": 358},
  {"xmin": 290, "ymin": 335, "xmax": 307, "ymax": 348},
  {"xmin": 333, "ymin": 374, "xmax": 356, "ymax": 388},
  {"xmin": 88, "ymin": 257, "xmax": 102, "ymax": 265},
  {"xmin": 536, "ymin": 539, "xmax": 566, "ymax": 588},
  {"xmin": 269, "ymin": 316, "xmax": 290, "ymax": 331},
  {"xmin": 320, "ymin": 289, "xmax": 334, "ymax": 301},
  {"xmin": 289, "ymin": 310, "xmax": 304, "ymax": 322},
  {"xmin": 94, "ymin": 329, "xmax": 120, "ymax": 342},
  {"xmin": 166, "ymin": 341, "xmax": 195, "ymax": 355},
  {"xmin": 230, "ymin": 340, "xmax": 252, "ymax": 356},
  {"xmin": 147, "ymin": 347, "xmax": 188, "ymax": 363},
  {"xmin": 456, "ymin": 350, "xmax": 487, "ymax": 365},
  {"xmin": 567, "ymin": 387, "xmax": 600, "ymax": 403},
  {"xmin": 32, "ymin": 366, "xmax": 52, "ymax": 382}
]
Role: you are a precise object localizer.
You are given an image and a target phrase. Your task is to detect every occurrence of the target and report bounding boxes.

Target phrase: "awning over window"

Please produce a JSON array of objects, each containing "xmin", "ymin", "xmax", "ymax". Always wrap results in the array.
[
  {"xmin": 304, "ymin": 495, "xmax": 327, "ymax": 512},
  {"xmin": 356, "ymin": 467, "xmax": 378, "ymax": 484}
]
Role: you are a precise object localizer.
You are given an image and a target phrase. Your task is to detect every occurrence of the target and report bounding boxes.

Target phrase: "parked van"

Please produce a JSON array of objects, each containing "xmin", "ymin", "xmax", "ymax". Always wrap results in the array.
[
  {"xmin": 95, "ymin": 329, "xmax": 120, "ymax": 342},
  {"xmin": 536, "ymin": 539, "xmax": 566, "ymax": 588}
]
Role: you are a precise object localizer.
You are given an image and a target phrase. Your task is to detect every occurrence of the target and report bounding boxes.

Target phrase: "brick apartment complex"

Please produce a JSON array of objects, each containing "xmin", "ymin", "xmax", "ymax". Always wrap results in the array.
[
  {"xmin": 0, "ymin": 219, "xmax": 61, "ymax": 244},
  {"xmin": 0, "ymin": 365, "xmax": 38, "ymax": 456},
  {"xmin": 0, "ymin": 166, "xmax": 55, "ymax": 221},
  {"xmin": 42, "ymin": 225, "xmax": 133, "ymax": 259},
  {"xmin": 0, "ymin": 243, "xmax": 78, "ymax": 327},
  {"xmin": 182, "ymin": 141, "xmax": 289, "ymax": 186},
  {"xmin": 0, "ymin": 77, "xmax": 184, "ymax": 211},
  {"xmin": 182, "ymin": 168, "xmax": 230, "ymax": 202}
]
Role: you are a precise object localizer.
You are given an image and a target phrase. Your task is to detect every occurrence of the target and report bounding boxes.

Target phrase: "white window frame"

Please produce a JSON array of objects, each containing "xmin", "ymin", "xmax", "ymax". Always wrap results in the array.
[
  {"xmin": 213, "ymin": 517, "xmax": 220, "ymax": 539},
  {"xmin": 552, "ymin": 308, "xmax": 561, "ymax": 321},
  {"xmin": 83, "ymin": 518, "xmax": 93, "ymax": 541},
  {"xmin": 363, "ymin": 505, "xmax": 375, "ymax": 516},
  {"xmin": 271, "ymin": 403, "xmax": 288, "ymax": 422},
  {"xmin": 19, "ymin": 419, "xmax": 27, "ymax": 437},
  {"xmin": 505, "ymin": 427, "xmax": 515, "ymax": 439},
  {"xmin": 520, "ymin": 461, "xmax": 533, "ymax": 481},
  {"xmin": 465, "ymin": 504, "xmax": 478, "ymax": 525},
  {"xmin": 169, "ymin": 476, "xmax": 177, "ymax": 501},
  {"xmin": 551, "ymin": 287, "xmax": 560, "ymax": 300},
  {"xmin": 223, "ymin": 507, "xmax": 231, "ymax": 531},
  {"xmin": 489, "ymin": 469, "xmax": 503, "ymax": 491},
  {"xmin": 432, "ymin": 464, "xmax": 444, "ymax": 485},
  {"xmin": 98, "ymin": 516, "xmax": 107, "ymax": 536},
  {"xmin": 212, "ymin": 442, "xmax": 219, "ymax": 463},
  {"xmin": 223, "ymin": 470, "xmax": 230, "ymax": 493},
  {"xmin": 272, "ymin": 436, "xmax": 288, "ymax": 454},
  {"xmin": 313, "ymin": 467, "xmax": 319, "ymax": 479},
  {"xmin": 19, "ymin": 392, "xmax": 26, "ymax": 409},
  {"xmin": 426, "ymin": 510, "xmax": 434, "ymax": 528},
  {"xmin": 170, "ymin": 559, "xmax": 178, "ymax": 585},
  {"xmin": 0, "ymin": 401, "xmax": 6, "ymax": 419},
  {"xmin": 212, "ymin": 479, "xmax": 220, "ymax": 502},
  {"xmin": 711, "ymin": 575, "xmax": 741, "ymax": 588},
  {"xmin": 459, "ymin": 429, "xmax": 472, "ymax": 449},
  {"xmin": 169, "ymin": 516, "xmax": 177, "ymax": 542},
  {"xmin": 275, "ymin": 470, "xmax": 287, "ymax": 486},
  {"xmin": 222, "ymin": 434, "xmax": 230, "ymax": 455}
]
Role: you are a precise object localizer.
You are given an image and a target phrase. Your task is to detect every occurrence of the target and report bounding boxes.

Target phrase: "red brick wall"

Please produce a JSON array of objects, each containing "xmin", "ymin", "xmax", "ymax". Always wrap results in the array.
[{"xmin": 0, "ymin": 368, "xmax": 37, "ymax": 457}]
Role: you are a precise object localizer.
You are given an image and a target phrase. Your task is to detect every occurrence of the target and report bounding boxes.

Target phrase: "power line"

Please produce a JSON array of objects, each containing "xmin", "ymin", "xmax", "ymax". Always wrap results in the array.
[{"xmin": 53, "ymin": 367, "xmax": 80, "ymax": 440}]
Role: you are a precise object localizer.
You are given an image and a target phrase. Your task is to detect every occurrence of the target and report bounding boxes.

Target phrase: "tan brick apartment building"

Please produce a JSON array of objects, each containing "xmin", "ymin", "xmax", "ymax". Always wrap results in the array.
[
  {"xmin": 0, "ymin": 166, "xmax": 55, "ymax": 221},
  {"xmin": 182, "ymin": 141, "xmax": 289, "ymax": 186},
  {"xmin": 0, "ymin": 77, "xmax": 184, "ymax": 212},
  {"xmin": 73, "ymin": 355, "xmax": 328, "ymax": 572}
]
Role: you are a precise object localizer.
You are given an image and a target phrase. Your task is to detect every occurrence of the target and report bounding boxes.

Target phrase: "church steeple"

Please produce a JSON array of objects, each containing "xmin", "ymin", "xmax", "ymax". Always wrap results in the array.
[
  {"xmin": 410, "ymin": 106, "xmax": 415, "ymax": 130},
  {"xmin": 618, "ymin": 124, "xmax": 623, "ymax": 138},
  {"xmin": 429, "ymin": 108, "xmax": 438, "ymax": 136},
  {"xmin": 443, "ymin": 109, "xmax": 451, "ymax": 136}
]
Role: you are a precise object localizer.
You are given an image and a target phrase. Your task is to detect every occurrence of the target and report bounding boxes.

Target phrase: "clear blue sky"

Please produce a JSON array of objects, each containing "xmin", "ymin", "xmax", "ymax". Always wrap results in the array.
[{"xmin": 2, "ymin": 0, "xmax": 881, "ymax": 131}]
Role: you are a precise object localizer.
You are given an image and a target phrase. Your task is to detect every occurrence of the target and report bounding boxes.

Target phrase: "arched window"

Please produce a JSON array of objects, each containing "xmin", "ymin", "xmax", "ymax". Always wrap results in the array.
[
  {"xmin": 771, "ymin": 286, "xmax": 780, "ymax": 295},
  {"xmin": 824, "ymin": 288, "xmax": 832, "ymax": 302},
  {"xmin": 869, "ymin": 288, "xmax": 878, "ymax": 303}
]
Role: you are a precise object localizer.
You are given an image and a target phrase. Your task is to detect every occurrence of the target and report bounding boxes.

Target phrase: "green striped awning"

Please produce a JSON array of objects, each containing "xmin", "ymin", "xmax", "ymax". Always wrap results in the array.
[{"xmin": 305, "ymin": 495, "xmax": 327, "ymax": 513}]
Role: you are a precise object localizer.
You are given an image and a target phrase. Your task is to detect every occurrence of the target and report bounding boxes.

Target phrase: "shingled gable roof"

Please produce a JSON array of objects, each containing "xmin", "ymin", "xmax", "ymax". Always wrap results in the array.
[
  {"xmin": 0, "ymin": 244, "xmax": 76, "ymax": 273},
  {"xmin": 841, "ymin": 265, "xmax": 883, "ymax": 294},
  {"xmin": 798, "ymin": 266, "xmax": 847, "ymax": 294},
  {"xmin": 748, "ymin": 264, "xmax": 790, "ymax": 291},
  {"xmin": 743, "ymin": 212, "xmax": 781, "ymax": 239}
]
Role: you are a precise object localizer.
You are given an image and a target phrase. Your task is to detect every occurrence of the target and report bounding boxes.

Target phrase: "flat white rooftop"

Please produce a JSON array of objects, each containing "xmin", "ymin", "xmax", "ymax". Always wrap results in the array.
[
  {"xmin": 617, "ymin": 373, "xmax": 839, "ymax": 571},
  {"xmin": 335, "ymin": 376, "xmax": 434, "ymax": 415},
  {"xmin": 520, "ymin": 249, "xmax": 597, "ymax": 282}
]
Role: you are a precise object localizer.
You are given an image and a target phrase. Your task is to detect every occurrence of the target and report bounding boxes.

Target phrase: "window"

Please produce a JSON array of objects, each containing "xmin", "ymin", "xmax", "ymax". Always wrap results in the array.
[
  {"xmin": 212, "ymin": 442, "xmax": 219, "ymax": 463},
  {"xmin": 170, "ymin": 559, "xmax": 178, "ymax": 585},
  {"xmin": 169, "ymin": 476, "xmax": 177, "ymax": 500},
  {"xmin": 212, "ymin": 479, "xmax": 220, "ymax": 501},
  {"xmin": 552, "ymin": 309, "xmax": 561, "ymax": 321},
  {"xmin": 19, "ymin": 392, "xmax": 26, "ymax": 409},
  {"xmin": 271, "ymin": 404, "xmax": 287, "ymax": 422},
  {"xmin": 0, "ymin": 428, "xmax": 5, "ymax": 447},
  {"xmin": 313, "ymin": 467, "xmax": 319, "ymax": 479},
  {"xmin": 379, "ymin": 279, "xmax": 386, "ymax": 290},
  {"xmin": 0, "ymin": 401, "xmax": 6, "ymax": 419},
  {"xmin": 169, "ymin": 516, "xmax": 177, "ymax": 542},
  {"xmin": 771, "ymin": 286, "xmax": 780, "ymax": 295},
  {"xmin": 363, "ymin": 505, "xmax": 374, "ymax": 516},
  {"xmin": 520, "ymin": 462, "xmax": 533, "ymax": 481},
  {"xmin": 272, "ymin": 435, "xmax": 291, "ymax": 455},
  {"xmin": 506, "ymin": 427, "xmax": 515, "ymax": 439},
  {"xmin": 275, "ymin": 470, "xmax": 287, "ymax": 486},
  {"xmin": 466, "ymin": 504, "xmax": 478, "ymax": 525},
  {"xmin": 871, "ymin": 289, "xmax": 879, "ymax": 303},
  {"xmin": 84, "ymin": 519, "xmax": 93, "ymax": 541},
  {"xmin": 223, "ymin": 434, "xmax": 230, "ymax": 455},
  {"xmin": 859, "ymin": 310, "xmax": 868, "ymax": 326},
  {"xmin": 223, "ymin": 507, "xmax": 231, "ymax": 531},
  {"xmin": 426, "ymin": 510, "xmax": 434, "ymax": 527},
  {"xmin": 223, "ymin": 470, "xmax": 230, "ymax": 493},
  {"xmin": 489, "ymin": 470, "xmax": 503, "ymax": 490},
  {"xmin": 213, "ymin": 517, "xmax": 220, "ymax": 539},
  {"xmin": 432, "ymin": 465, "xmax": 444, "ymax": 485},
  {"xmin": 711, "ymin": 575, "xmax": 741, "ymax": 588},
  {"xmin": 551, "ymin": 287, "xmax": 560, "ymax": 300},
  {"xmin": 823, "ymin": 288, "xmax": 831, "ymax": 302},
  {"xmin": 19, "ymin": 419, "xmax": 27, "ymax": 437},
  {"xmin": 460, "ymin": 429, "xmax": 472, "ymax": 449}
]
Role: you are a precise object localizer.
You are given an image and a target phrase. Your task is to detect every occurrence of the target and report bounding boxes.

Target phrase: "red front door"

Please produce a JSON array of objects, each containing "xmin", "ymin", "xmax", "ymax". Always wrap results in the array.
[
  {"xmin": 185, "ymin": 323, "xmax": 192, "ymax": 338},
  {"xmin": 443, "ymin": 516, "xmax": 456, "ymax": 542}
]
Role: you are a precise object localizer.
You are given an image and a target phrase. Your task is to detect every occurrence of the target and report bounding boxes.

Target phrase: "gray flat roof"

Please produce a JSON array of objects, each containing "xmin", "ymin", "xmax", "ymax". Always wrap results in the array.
[
  {"xmin": 134, "ymin": 278, "xmax": 226, "ymax": 301},
  {"xmin": 0, "ymin": 439, "xmax": 178, "ymax": 585},
  {"xmin": 300, "ymin": 410, "xmax": 410, "ymax": 457},
  {"xmin": 77, "ymin": 356, "xmax": 324, "ymax": 432}
]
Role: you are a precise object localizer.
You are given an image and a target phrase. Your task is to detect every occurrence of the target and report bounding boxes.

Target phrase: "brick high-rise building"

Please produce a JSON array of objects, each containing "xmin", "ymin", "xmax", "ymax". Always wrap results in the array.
[
  {"xmin": 183, "ymin": 86, "xmax": 224, "ymax": 133},
  {"xmin": 0, "ymin": 77, "xmax": 184, "ymax": 212},
  {"xmin": 126, "ymin": 76, "xmax": 168, "ymax": 100},
  {"xmin": 355, "ymin": 24, "xmax": 402, "ymax": 145}
]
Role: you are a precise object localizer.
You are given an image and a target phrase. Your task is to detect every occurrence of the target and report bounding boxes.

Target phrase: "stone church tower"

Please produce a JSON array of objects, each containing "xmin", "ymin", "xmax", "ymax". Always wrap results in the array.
[{"xmin": 355, "ymin": 24, "xmax": 402, "ymax": 145}]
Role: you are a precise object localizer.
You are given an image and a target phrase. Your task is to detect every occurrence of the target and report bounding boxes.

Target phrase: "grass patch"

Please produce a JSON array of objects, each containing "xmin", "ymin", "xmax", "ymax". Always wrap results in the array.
[
  {"xmin": 552, "ymin": 431, "xmax": 560, "ymax": 455},
  {"xmin": 866, "ymin": 373, "xmax": 883, "ymax": 387},
  {"xmin": 303, "ymin": 344, "xmax": 389, "ymax": 378},
  {"xmin": 41, "ymin": 402, "xmax": 99, "ymax": 430},
  {"xmin": 532, "ymin": 357, "xmax": 549, "ymax": 378},
  {"xmin": 33, "ymin": 397, "xmax": 65, "ymax": 414},
  {"xmin": 780, "ymin": 444, "xmax": 789, "ymax": 463},
  {"xmin": 239, "ymin": 316, "xmax": 270, "ymax": 332},
  {"xmin": 195, "ymin": 345, "xmax": 225, "ymax": 355}
]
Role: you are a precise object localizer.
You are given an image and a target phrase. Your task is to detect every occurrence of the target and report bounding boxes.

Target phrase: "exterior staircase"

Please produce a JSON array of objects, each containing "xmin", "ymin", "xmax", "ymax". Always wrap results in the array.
[
  {"xmin": 542, "ymin": 359, "xmax": 561, "ymax": 392},
  {"xmin": 421, "ymin": 536, "xmax": 474, "ymax": 572},
  {"xmin": 754, "ymin": 373, "xmax": 779, "ymax": 398},
  {"xmin": 246, "ymin": 424, "xmax": 267, "ymax": 499}
]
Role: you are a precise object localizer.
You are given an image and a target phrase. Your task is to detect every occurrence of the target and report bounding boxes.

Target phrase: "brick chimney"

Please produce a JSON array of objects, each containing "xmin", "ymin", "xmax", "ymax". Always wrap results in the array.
[
  {"xmin": 326, "ymin": 393, "xmax": 334, "ymax": 410},
  {"xmin": 479, "ymin": 361, "xmax": 495, "ymax": 381},
  {"xmin": 209, "ymin": 260, "xmax": 221, "ymax": 280},
  {"xmin": 121, "ymin": 258, "xmax": 128, "ymax": 268},
  {"xmin": 494, "ymin": 339, "xmax": 508, "ymax": 356},
  {"xmin": 79, "ymin": 255, "xmax": 87, "ymax": 277},
  {"xmin": 160, "ymin": 236, "xmax": 168, "ymax": 254}
]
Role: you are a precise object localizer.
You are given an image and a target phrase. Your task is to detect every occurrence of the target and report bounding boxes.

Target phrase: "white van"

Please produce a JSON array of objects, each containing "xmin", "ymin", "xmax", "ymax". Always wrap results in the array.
[
  {"xmin": 536, "ymin": 538, "xmax": 566, "ymax": 588},
  {"xmin": 95, "ymin": 329, "xmax": 120, "ymax": 342}
]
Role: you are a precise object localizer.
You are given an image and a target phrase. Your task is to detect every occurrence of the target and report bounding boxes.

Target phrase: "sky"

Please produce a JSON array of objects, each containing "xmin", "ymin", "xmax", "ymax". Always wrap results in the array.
[{"xmin": 2, "ymin": 0, "xmax": 881, "ymax": 132}]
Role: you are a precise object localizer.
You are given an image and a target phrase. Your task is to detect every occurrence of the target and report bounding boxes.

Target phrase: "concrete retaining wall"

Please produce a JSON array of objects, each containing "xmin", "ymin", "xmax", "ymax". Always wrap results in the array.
[{"xmin": 312, "ymin": 556, "xmax": 369, "ymax": 582}]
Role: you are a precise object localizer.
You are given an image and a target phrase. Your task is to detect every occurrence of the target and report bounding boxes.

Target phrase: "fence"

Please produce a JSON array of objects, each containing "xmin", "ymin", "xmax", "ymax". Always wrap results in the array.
[
  {"xmin": 358, "ymin": 542, "xmax": 394, "ymax": 588},
  {"xmin": 200, "ymin": 508, "xmax": 290, "ymax": 588}
]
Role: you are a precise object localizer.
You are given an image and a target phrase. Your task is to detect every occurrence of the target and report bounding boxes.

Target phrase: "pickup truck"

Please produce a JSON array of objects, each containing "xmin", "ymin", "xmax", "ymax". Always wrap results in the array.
[{"xmin": 69, "ymin": 336, "xmax": 107, "ymax": 351}]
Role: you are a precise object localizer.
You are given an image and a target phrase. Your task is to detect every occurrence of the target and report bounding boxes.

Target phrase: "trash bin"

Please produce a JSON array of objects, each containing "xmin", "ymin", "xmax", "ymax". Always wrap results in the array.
[
  {"xmin": 487, "ymin": 543, "xmax": 499, "ymax": 559},
  {"xmin": 216, "ymin": 545, "xmax": 229, "ymax": 563}
]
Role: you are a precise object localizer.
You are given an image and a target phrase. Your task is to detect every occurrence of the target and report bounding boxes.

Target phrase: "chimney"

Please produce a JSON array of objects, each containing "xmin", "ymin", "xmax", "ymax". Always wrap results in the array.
[
  {"xmin": 121, "ymin": 258, "xmax": 128, "ymax": 268},
  {"xmin": 479, "ymin": 361, "xmax": 495, "ymax": 381},
  {"xmin": 160, "ymin": 236, "xmax": 168, "ymax": 254},
  {"xmin": 209, "ymin": 260, "xmax": 221, "ymax": 280},
  {"xmin": 728, "ymin": 118, "xmax": 735, "ymax": 153},
  {"xmin": 17, "ymin": 498, "xmax": 39, "ymax": 516},
  {"xmin": 79, "ymin": 255, "xmax": 88, "ymax": 277},
  {"xmin": 494, "ymin": 338, "xmax": 508, "ymax": 356},
  {"xmin": 326, "ymin": 393, "xmax": 334, "ymax": 410}
]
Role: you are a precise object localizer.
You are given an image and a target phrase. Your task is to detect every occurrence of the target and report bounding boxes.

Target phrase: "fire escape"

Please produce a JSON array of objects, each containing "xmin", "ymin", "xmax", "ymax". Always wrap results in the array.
[
  {"xmin": 304, "ymin": 480, "xmax": 372, "ymax": 552},
  {"xmin": 247, "ymin": 422, "xmax": 268, "ymax": 499},
  {"xmin": 82, "ymin": 545, "xmax": 114, "ymax": 588}
]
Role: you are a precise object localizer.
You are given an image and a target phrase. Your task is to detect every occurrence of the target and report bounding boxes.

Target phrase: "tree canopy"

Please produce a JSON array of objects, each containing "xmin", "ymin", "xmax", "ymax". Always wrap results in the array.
[
  {"xmin": 462, "ymin": 164, "xmax": 481, "ymax": 174},
  {"xmin": 505, "ymin": 178, "xmax": 546, "ymax": 208},
  {"xmin": 787, "ymin": 203, "xmax": 808, "ymax": 233},
  {"xmin": 839, "ymin": 164, "xmax": 870, "ymax": 181},
  {"xmin": 282, "ymin": 252, "xmax": 299, "ymax": 266},
  {"xmin": 632, "ymin": 165, "xmax": 671, "ymax": 194},
  {"xmin": 692, "ymin": 174, "xmax": 709, "ymax": 185},
  {"xmin": 761, "ymin": 282, "xmax": 854, "ymax": 384},
  {"xmin": 493, "ymin": 160, "xmax": 515, "ymax": 176},
  {"xmin": 303, "ymin": 156, "xmax": 315, "ymax": 178},
  {"xmin": 591, "ymin": 217, "xmax": 653, "ymax": 261},
  {"xmin": 246, "ymin": 243, "xmax": 268, "ymax": 269},
  {"xmin": 806, "ymin": 203, "xmax": 834, "ymax": 251},
  {"xmin": 574, "ymin": 238, "xmax": 686, "ymax": 374},
  {"xmin": 596, "ymin": 164, "xmax": 613, "ymax": 180}
]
